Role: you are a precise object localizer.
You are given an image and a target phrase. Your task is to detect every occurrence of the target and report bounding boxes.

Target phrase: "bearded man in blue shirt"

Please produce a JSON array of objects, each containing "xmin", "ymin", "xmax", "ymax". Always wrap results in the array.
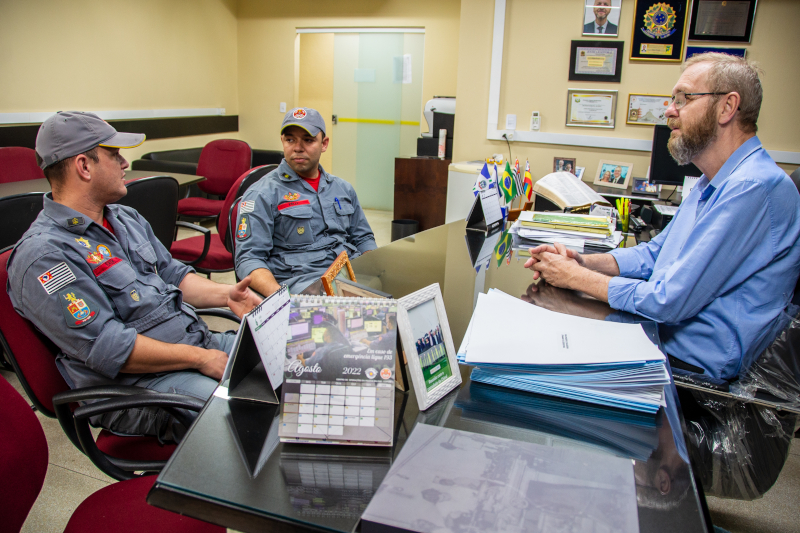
[{"xmin": 525, "ymin": 53, "xmax": 800, "ymax": 381}]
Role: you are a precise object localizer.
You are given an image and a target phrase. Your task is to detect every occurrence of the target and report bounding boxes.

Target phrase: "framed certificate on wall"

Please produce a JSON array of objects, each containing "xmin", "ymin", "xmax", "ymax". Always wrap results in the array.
[
  {"xmin": 569, "ymin": 40, "xmax": 624, "ymax": 82},
  {"xmin": 688, "ymin": 0, "xmax": 757, "ymax": 42},
  {"xmin": 566, "ymin": 89, "xmax": 618, "ymax": 129}
]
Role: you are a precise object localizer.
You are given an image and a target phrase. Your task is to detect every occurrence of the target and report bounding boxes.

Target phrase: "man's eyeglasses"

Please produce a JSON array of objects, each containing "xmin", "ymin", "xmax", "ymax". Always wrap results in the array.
[{"xmin": 670, "ymin": 92, "xmax": 729, "ymax": 110}]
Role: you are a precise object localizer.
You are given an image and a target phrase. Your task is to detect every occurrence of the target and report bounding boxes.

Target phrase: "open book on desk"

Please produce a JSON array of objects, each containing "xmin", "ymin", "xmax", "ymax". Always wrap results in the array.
[{"xmin": 533, "ymin": 171, "xmax": 611, "ymax": 213}]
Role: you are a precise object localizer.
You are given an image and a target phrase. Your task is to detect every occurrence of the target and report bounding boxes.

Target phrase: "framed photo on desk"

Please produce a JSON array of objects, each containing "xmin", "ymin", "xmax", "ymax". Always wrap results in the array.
[{"xmin": 397, "ymin": 283, "xmax": 461, "ymax": 410}]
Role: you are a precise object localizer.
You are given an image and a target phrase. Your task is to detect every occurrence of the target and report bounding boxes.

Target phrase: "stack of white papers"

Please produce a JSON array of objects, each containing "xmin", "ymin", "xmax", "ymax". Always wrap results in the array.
[
  {"xmin": 458, "ymin": 290, "xmax": 669, "ymax": 413},
  {"xmin": 510, "ymin": 219, "xmax": 624, "ymax": 254}
]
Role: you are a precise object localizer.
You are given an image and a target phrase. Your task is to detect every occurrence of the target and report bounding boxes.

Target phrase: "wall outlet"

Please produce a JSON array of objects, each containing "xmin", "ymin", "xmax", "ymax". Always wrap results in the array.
[
  {"xmin": 530, "ymin": 111, "xmax": 540, "ymax": 131},
  {"xmin": 280, "ymin": 102, "xmax": 287, "ymax": 113},
  {"xmin": 504, "ymin": 132, "xmax": 514, "ymax": 141}
]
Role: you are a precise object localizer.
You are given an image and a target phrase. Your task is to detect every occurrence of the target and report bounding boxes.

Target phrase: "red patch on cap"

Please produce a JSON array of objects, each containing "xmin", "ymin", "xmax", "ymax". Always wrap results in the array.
[
  {"xmin": 293, "ymin": 108, "xmax": 307, "ymax": 120},
  {"xmin": 278, "ymin": 199, "xmax": 311, "ymax": 210}
]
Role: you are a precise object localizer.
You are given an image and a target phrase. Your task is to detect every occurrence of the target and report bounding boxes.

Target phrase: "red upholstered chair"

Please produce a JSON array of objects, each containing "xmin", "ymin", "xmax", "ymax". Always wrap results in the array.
[
  {"xmin": 0, "ymin": 375, "xmax": 223, "ymax": 533},
  {"xmin": 171, "ymin": 164, "xmax": 274, "ymax": 276},
  {"xmin": 0, "ymin": 248, "xmax": 219, "ymax": 481},
  {"xmin": 177, "ymin": 139, "xmax": 252, "ymax": 222},
  {"xmin": 0, "ymin": 146, "xmax": 46, "ymax": 183}
]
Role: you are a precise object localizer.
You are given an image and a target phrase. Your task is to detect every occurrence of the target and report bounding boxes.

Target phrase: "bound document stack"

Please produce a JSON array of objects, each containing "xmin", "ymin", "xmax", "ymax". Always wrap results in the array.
[
  {"xmin": 457, "ymin": 290, "xmax": 669, "ymax": 414},
  {"xmin": 511, "ymin": 211, "xmax": 623, "ymax": 254}
]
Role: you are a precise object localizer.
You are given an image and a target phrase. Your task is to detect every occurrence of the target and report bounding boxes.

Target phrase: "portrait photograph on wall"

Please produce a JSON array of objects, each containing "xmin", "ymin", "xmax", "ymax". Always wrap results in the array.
[
  {"xmin": 594, "ymin": 160, "xmax": 634, "ymax": 190},
  {"xmin": 583, "ymin": 0, "xmax": 622, "ymax": 37}
]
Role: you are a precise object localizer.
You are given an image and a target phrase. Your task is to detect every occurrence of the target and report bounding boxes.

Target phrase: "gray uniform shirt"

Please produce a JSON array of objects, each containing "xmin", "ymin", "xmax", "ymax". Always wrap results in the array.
[
  {"xmin": 234, "ymin": 161, "xmax": 377, "ymax": 291},
  {"xmin": 7, "ymin": 195, "xmax": 218, "ymax": 390}
]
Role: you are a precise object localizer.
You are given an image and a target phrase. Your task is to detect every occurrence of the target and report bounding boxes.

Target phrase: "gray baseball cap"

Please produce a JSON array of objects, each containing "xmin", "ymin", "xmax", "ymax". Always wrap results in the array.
[
  {"xmin": 36, "ymin": 111, "xmax": 146, "ymax": 169},
  {"xmin": 281, "ymin": 107, "xmax": 326, "ymax": 137}
]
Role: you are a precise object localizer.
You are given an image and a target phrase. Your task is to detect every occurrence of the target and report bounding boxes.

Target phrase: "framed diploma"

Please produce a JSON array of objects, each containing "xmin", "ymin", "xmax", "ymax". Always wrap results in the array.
[
  {"xmin": 626, "ymin": 93, "xmax": 671, "ymax": 125},
  {"xmin": 630, "ymin": 0, "xmax": 690, "ymax": 62},
  {"xmin": 689, "ymin": 0, "xmax": 757, "ymax": 43},
  {"xmin": 566, "ymin": 89, "xmax": 618, "ymax": 129},
  {"xmin": 569, "ymin": 40, "xmax": 624, "ymax": 82}
]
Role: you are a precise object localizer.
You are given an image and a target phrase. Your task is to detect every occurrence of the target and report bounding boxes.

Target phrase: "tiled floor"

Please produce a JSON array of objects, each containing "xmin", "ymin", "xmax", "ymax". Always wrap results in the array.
[{"xmin": 7, "ymin": 210, "xmax": 800, "ymax": 532}]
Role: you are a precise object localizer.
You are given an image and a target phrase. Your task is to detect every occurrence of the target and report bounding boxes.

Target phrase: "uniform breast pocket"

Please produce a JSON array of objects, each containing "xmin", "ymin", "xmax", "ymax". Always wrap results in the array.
[
  {"xmin": 333, "ymin": 197, "xmax": 355, "ymax": 229},
  {"xmin": 94, "ymin": 259, "xmax": 139, "ymax": 319},
  {"xmin": 134, "ymin": 242, "xmax": 158, "ymax": 273},
  {"xmin": 277, "ymin": 205, "xmax": 315, "ymax": 247}
]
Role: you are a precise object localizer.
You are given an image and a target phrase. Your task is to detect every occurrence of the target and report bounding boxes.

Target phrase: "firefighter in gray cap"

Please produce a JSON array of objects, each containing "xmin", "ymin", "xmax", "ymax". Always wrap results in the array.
[
  {"xmin": 235, "ymin": 107, "xmax": 377, "ymax": 295},
  {"xmin": 6, "ymin": 111, "xmax": 261, "ymax": 441}
]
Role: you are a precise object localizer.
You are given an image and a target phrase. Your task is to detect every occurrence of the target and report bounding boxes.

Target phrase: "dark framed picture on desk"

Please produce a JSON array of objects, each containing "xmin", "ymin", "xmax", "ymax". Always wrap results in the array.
[{"xmin": 632, "ymin": 177, "xmax": 660, "ymax": 196}]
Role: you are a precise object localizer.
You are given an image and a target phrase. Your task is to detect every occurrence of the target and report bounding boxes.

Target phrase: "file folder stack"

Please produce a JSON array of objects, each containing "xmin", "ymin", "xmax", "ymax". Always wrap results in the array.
[
  {"xmin": 457, "ymin": 290, "xmax": 670, "ymax": 414},
  {"xmin": 510, "ymin": 211, "xmax": 623, "ymax": 254}
]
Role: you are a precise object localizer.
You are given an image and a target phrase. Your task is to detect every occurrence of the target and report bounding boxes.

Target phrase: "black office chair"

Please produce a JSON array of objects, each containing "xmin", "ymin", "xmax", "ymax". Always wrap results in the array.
[
  {"xmin": 0, "ymin": 192, "xmax": 45, "ymax": 250},
  {"xmin": 115, "ymin": 175, "xmax": 208, "ymax": 252}
]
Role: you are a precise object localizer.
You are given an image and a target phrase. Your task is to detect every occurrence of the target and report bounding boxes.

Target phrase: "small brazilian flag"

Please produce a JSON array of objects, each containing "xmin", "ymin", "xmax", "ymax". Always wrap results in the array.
[
  {"xmin": 494, "ymin": 229, "xmax": 512, "ymax": 267},
  {"xmin": 499, "ymin": 161, "xmax": 519, "ymax": 203}
]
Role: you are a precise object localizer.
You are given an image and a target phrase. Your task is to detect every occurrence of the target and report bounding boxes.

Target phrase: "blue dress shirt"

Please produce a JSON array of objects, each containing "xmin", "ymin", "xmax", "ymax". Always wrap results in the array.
[{"xmin": 607, "ymin": 137, "xmax": 800, "ymax": 380}]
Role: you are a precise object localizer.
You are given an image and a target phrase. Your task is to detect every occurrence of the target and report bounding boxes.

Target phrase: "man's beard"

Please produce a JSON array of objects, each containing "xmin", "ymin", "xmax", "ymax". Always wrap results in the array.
[{"xmin": 667, "ymin": 105, "xmax": 717, "ymax": 166}]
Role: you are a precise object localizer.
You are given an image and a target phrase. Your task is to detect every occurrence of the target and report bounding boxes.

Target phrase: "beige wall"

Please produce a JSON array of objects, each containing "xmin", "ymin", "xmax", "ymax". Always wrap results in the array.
[
  {"xmin": 0, "ymin": 0, "xmax": 241, "ymax": 162},
  {"xmin": 236, "ymin": 0, "xmax": 461, "ymax": 152},
  {"xmin": 454, "ymin": 0, "xmax": 800, "ymax": 181}
]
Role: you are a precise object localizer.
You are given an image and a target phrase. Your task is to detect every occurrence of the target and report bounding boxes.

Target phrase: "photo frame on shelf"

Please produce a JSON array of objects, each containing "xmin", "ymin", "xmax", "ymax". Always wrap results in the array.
[
  {"xmin": 574, "ymin": 167, "xmax": 586, "ymax": 180},
  {"xmin": 594, "ymin": 160, "xmax": 634, "ymax": 190},
  {"xmin": 626, "ymin": 94, "xmax": 671, "ymax": 125},
  {"xmin": 566, "ymin": 89, "xmax": 618, "ymax": 129},
  {"xmin": 320, "ymin": 251, "xmax": 356, "ymax": 296},
  {"xmin": 569, "ymin": 40, "xmax": 624, "ymax": 82},
  {"xmin": 553, "ymin": 157, "xmax": 577, "ymax": 174},
  {"xmin": 582, "ymin": 0, "xmax": 622, "ymax": 37},
  {"xmin": 630, "ymin": 0, "xmax": 689, "ymax": 62},
  {"xmin": 632, "ymin": 177, "xmax": 660, "ymax": 196},
  {"xmin": 688, "ymin": 0, "xmax": 757, "ymax": 43},
  {"xmin": 397, "ymin": 283, "xmax": 462, "ymax": 411}
]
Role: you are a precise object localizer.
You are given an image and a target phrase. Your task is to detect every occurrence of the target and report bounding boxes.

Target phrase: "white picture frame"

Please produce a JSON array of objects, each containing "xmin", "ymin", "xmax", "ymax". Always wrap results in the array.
[{"xmin": 397, "ymin": 283, "xmax": 462, "ymax": 410}]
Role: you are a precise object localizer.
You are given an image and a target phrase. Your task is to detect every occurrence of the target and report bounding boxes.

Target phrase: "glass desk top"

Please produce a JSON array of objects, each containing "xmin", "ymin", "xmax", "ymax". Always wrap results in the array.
[{"xmin": 149, "ymin": 220, "xmax": 711, "ymax": 533}]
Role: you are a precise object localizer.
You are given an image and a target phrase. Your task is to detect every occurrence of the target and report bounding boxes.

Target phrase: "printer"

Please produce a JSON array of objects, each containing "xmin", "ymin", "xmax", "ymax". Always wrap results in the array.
[{"xmin": 417, "ymin": 96, "xmax": 455, "ymax": 159}]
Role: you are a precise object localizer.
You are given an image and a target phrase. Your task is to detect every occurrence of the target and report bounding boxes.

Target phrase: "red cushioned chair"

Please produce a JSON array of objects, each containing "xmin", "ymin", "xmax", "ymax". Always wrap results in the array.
[
  {"xmin": 0, "ymin": 248, "xmax": 237, "ymax": 481},
  {"xmin": 0, "ymin": 375, "xmax": 223, "ymax": 533},
  {"xmin": 177, "ymin": 139, "xmax": 252, "ymax": 222},
  {"xmin": 0, "ymin": 146, "xmax": 46, "ymax": 183},
  {"xmin": 170, "ymin": 165, "xmax": 274, "ymax": 276}
]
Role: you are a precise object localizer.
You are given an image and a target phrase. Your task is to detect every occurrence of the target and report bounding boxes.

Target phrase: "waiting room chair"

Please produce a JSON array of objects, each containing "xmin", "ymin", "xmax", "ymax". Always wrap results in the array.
[
  {"xmin": 0, "ymin": 146, "xmax": 46, "ymax": 183},
  {"xmin": 171, "ymin": 165, "xmax": 273, "ymax": 276},
  {"xmin": 116, "ymin": 175, "xmax": 181, "ymax": 251},
  {"xmin": 0, "ymin": 374, "xmax": 223, "ymax": 533},
  {"xmin": 0, "ymin": 247, "xmax": 238, "ymax": 481},
  {"xmin": 177, "ymin": 140, "xmax": 252, "ymax": 222},
  {"xmin": 0, "ymin": 192, "xmax": 45, "ymax": 250}
]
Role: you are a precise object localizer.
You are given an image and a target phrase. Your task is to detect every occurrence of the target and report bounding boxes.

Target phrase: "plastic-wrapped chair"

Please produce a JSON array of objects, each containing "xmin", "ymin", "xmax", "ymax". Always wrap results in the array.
[
  {"xmin": 0, "ymin": 374, "xmax": 223, "ymax": 533},
  {"xmin": 673, "ymin": 305, "xmax": 800, "ymax": 500}
]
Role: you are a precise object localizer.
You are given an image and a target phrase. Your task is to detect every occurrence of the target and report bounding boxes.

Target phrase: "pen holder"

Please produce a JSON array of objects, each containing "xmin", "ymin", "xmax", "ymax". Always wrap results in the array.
[{"xmin": 621, "ymin": 216, "xmax": 629, "ymax": 234}]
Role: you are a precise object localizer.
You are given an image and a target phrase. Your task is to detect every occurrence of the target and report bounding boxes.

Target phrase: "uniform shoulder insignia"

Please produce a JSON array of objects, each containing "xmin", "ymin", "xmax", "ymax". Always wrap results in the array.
[
  {"xmin": 236, "ymin": 214, "xmax": 251, "ymax": 240},
  {"xmin": 67, "ymin": 217, "xmax": 84, "ymax": 227},
  {"xmin": 239, "ymin": 200, "xmax": 255, "ymax": 214},
  {"xmin": 59, "ymin": 290, "xmax": 98, "ymax": 328},
  {"xmin": 38, "ymin": 263, "xmax": 76, "ymax": 295}
]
